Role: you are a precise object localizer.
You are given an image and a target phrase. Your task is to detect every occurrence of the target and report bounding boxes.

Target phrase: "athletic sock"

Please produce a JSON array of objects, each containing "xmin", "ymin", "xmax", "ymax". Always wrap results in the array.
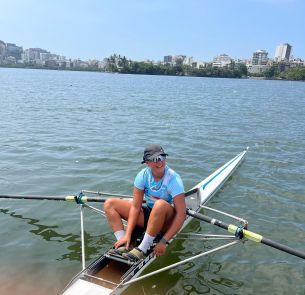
[
  {"xmin": 138, "ymin": 232, "xmax": 155, "ymax": 254},
  {"xmin": 114, "ymin": 229, "xmax": 125, "ymax": 241}
]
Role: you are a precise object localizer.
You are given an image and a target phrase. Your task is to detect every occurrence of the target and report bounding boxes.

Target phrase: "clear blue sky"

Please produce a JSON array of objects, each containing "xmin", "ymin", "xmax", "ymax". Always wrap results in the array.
[{"xmin": 0, "ymin": 0, "xmax": 304, "ymax": 61}]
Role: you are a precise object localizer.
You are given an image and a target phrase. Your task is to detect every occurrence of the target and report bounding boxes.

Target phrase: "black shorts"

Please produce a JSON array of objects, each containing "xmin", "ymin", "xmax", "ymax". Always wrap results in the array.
[
  {"xmin": 131, "ymin": 205, "xmax": 152, "ymax": 241},
  {"xmin": 142, "ymin": 205, "xmax": 152, "ymax": 230}
]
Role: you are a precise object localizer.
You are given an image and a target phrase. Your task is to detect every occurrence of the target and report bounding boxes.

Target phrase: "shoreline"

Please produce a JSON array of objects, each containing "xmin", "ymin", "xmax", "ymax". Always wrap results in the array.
[{"xmin": 1, "ymin": 64, "xmax": 304, "ymax": 82}]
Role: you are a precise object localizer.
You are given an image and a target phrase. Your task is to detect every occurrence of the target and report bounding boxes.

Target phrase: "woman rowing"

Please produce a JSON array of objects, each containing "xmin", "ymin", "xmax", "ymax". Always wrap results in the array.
[{"xmin": 104, "ymin": 144, "xmax": 186, "ymax": 261}]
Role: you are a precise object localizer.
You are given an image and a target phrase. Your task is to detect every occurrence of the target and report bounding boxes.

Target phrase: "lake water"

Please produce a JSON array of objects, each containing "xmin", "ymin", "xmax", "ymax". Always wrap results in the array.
[{"xmin": 0, "ymin": 68, "xmax": 305, "ymax": 295}]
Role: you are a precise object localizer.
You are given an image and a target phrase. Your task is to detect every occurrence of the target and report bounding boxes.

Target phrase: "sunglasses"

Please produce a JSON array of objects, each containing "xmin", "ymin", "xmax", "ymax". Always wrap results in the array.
[{"xmin": 147, "ymin": 155, "xmax": 166, "ymax": 163}]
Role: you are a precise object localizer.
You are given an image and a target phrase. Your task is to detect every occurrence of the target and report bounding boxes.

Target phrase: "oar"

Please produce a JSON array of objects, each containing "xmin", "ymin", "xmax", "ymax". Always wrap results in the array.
[
  {"xmin": 0, "ymin": 193, "xmax": 131, "ymax": 203},
  {"xmin": 186, "ymin": 208, "xmax": 305, "ymax": 260}
]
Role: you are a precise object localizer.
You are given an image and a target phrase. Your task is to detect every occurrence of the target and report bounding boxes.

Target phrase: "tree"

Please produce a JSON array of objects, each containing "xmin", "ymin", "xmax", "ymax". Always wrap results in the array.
[
  {"xmin": 264, "ymin": 66, "xmax": 277, "ymax": 78},
  {"xmin": 280, "ymin": 67, "xmax": 305, "ymax": 80}
]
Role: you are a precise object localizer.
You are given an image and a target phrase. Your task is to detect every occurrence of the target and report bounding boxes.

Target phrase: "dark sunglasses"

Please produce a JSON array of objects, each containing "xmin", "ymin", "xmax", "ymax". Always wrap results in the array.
[{"xmin": 147, "ymin": 155, "xmax": 166, "ymax": 163}]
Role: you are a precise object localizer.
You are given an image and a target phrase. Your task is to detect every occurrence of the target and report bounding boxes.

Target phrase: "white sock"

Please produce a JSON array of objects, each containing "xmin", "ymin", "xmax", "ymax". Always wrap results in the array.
[
  {"xmin": 138, "ymin": 232, "xmax": 155, "ymax": 254},
  {"xmin": 114, "ymin": 230, "xmax": 125, "ymax": 241}
]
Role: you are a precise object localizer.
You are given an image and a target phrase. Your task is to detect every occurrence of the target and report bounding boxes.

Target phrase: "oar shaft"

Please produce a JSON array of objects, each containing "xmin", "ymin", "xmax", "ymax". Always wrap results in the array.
[
  {"xmin": 0, "ymin": 194, "xmax": 117, "ymax": 203},
  {"xmin": 186, "ymin": 209, "xmax": 305, "ymax": 260},
  {"xmin": 261, "ymin": 238, "xmax": 305, "ymax": 260},
  {"xmin": 0, "ymin": 195, "xmax": 69, "ymax": 201}
]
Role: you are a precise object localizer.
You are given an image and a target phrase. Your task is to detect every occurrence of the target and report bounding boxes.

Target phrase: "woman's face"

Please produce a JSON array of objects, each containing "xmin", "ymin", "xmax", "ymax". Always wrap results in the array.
[{"xmin": 146, "ymin": 159, "xmax": 166, "ymax": 176}]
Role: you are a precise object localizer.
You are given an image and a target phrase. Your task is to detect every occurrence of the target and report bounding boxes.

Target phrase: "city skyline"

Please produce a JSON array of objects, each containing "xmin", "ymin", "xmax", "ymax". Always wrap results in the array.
[
  {"xmin": 0, "ymin": 38, "xmax": 300, "ymax": 65},
  {"xmin": 0, "ymin": 0, "xmax": 304, "ymax": 62}
]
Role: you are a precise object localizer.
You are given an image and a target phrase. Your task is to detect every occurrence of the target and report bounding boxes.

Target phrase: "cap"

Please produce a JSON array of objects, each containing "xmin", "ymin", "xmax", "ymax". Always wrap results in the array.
[{"xmin": 141, "ymin": 144, "xmax": 168, "ymax": 164}]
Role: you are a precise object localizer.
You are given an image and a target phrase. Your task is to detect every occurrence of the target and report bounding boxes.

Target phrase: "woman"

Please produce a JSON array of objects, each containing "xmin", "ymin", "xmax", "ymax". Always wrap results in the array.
[{"xmin": 104, "ymin": 144, "xmax": 186, "ymax": 261}]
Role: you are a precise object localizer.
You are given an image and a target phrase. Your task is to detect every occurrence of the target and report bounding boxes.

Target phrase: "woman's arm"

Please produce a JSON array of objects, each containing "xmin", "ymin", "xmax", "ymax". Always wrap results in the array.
[
  {"xmin": 115, "ymin": 187, "xmax": 144, "ymax": 249},
  {"xmin": 163, "ymin": 194, "xmax": 186, "ymax": 241},
  {"xmin": 153, "ymin": 194, "xmax": 186, "ymax": 256}
]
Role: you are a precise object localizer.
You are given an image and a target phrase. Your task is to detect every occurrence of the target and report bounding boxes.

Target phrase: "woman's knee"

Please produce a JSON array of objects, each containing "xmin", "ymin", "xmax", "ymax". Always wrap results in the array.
[
  {"xmin": 152, "ymin": 199, "xmax": 172, "ymax": 212},
  {"xmin": 104, "ymin": 199, "xmax": 131, "ymax": 219},
  {"xmin": 104, "ymin": 198, "xmax": 117, "ymax": 212}
]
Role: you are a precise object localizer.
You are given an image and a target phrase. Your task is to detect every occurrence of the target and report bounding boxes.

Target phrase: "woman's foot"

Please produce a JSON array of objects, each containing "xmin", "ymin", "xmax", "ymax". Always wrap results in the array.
[
  {"xmin": 108, "ymin": 246, "xmax": 130, "ymax": 256},
  {"xmin": 122, "ymin": 247, "xmax": 146, "ymax": 261}
]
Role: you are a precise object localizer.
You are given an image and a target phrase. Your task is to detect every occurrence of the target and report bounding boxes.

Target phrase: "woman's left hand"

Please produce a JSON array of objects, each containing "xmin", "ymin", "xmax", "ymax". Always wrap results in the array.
[{"xmin": 153, "ymin": 242, "xmax": 167, "ymax": 257}]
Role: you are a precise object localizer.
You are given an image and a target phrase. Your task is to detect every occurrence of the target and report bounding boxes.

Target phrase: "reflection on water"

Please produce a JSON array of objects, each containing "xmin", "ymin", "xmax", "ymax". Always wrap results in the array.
[
  {"xmin": 0, "ymin": 207, "xmax": 109, "ymax": 262},
  {"xmin": 124, "ymin": 259, "xmax": 244, "ymax": 295}
]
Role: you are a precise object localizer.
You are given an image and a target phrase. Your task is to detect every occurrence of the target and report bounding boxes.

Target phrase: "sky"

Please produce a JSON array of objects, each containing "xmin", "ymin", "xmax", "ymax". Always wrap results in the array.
[{"xmin": 0, "ymin": 0, "xmax": 304, "ymax": 62}]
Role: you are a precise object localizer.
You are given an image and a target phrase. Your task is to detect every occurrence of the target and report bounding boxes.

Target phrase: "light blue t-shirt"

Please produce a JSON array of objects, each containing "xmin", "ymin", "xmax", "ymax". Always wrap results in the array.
[{"xmin": 134, "ymin": 166, "xmax": 185, "ymax": 208}]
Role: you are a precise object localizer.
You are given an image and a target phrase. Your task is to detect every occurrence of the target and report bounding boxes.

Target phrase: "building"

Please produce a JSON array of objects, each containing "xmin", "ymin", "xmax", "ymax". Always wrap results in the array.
[
  {"xmin": 191, "ymin": 60, "xmax": 208, "ymax": 69},
  {"xmin": 290, "ymin": 58, "xmax": 305, "ymax": 68},
  {"xmin": 163, "ymin": 55, "xmax": 187, "ymax": 65},
  {"xmin": 0, "ymin": 40, "xmax": 6, "ymax": 59},
  {"xmin": 252, "ymin": 50, "xmax": 268, "ymax": 65},
  {"xmin": 40, "ymin": 52, "xmax": 51, "ymax": 61},
  {"xmin": 173, "ymin": 55, "xmax": 186, "ymax": 62},
  {"xmin": 72, "ymin": 59, "xmax": 89, "ymax": 68},
  {"xmin": 247, "ymin": 64, "xmax": 270, "ymax": 74},
  {"xmin": 22, "ymin": 48, "xmax": 49, "ymax": 63},
  {"xmin": 6, "ymin": 43, "xmax": 23, "ymax": 61},
  {"xmin": 163, "ymin": 55, "xmax": 173, "ymax": 63},
  {"xmin": 212, "ymin": 54, "xmax": 232, "ymax": 67},
  {"xmin": 275, "ymin": 43, "xmax": 292, "ymax": 61}
]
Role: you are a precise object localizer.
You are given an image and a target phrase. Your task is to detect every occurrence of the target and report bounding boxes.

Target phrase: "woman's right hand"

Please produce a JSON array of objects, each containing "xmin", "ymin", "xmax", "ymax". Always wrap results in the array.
[{"xmin": 114, "ymin": 234, "xmax": 131, "ymax": 250}]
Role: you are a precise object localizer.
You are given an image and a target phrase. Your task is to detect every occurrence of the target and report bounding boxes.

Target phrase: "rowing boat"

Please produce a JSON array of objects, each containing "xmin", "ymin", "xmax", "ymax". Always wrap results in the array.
[{"xmin": 62, "ymin": 149, "xmax": 248, "ymax": 295}]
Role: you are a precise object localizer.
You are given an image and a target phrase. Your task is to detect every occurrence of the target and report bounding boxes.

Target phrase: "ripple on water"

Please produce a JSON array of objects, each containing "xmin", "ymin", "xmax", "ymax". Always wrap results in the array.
[{"xmin": 0, "ymin": 69, "xmax": 305, "ymax": 295}]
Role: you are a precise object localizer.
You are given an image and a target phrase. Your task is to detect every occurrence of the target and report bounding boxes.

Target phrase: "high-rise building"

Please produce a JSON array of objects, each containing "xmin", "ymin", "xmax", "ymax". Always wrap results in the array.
[
  {"xmin": 252, "ymin": 50, "xmax": 268, "ymax": 65},
  {"xmin": 275, "ymin": 43, "xmax": 292, "ymax": 61},
  {"xmin": 0, "ymin": 40, "xmax": 6, "ymax": 59},
  {"xmin": 6, "ymin": 43, "xmax": 23, "ymax": 60},
  {"xmin": 164, "ymin": 55, "xmax": 173, "ymax": 63}
]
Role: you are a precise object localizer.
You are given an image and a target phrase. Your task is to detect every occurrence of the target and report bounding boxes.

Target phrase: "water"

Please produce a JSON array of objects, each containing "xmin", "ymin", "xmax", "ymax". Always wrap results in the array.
[{"xmin": 0, "ymin": 68, "xmax": 305, "ymax": 295}]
